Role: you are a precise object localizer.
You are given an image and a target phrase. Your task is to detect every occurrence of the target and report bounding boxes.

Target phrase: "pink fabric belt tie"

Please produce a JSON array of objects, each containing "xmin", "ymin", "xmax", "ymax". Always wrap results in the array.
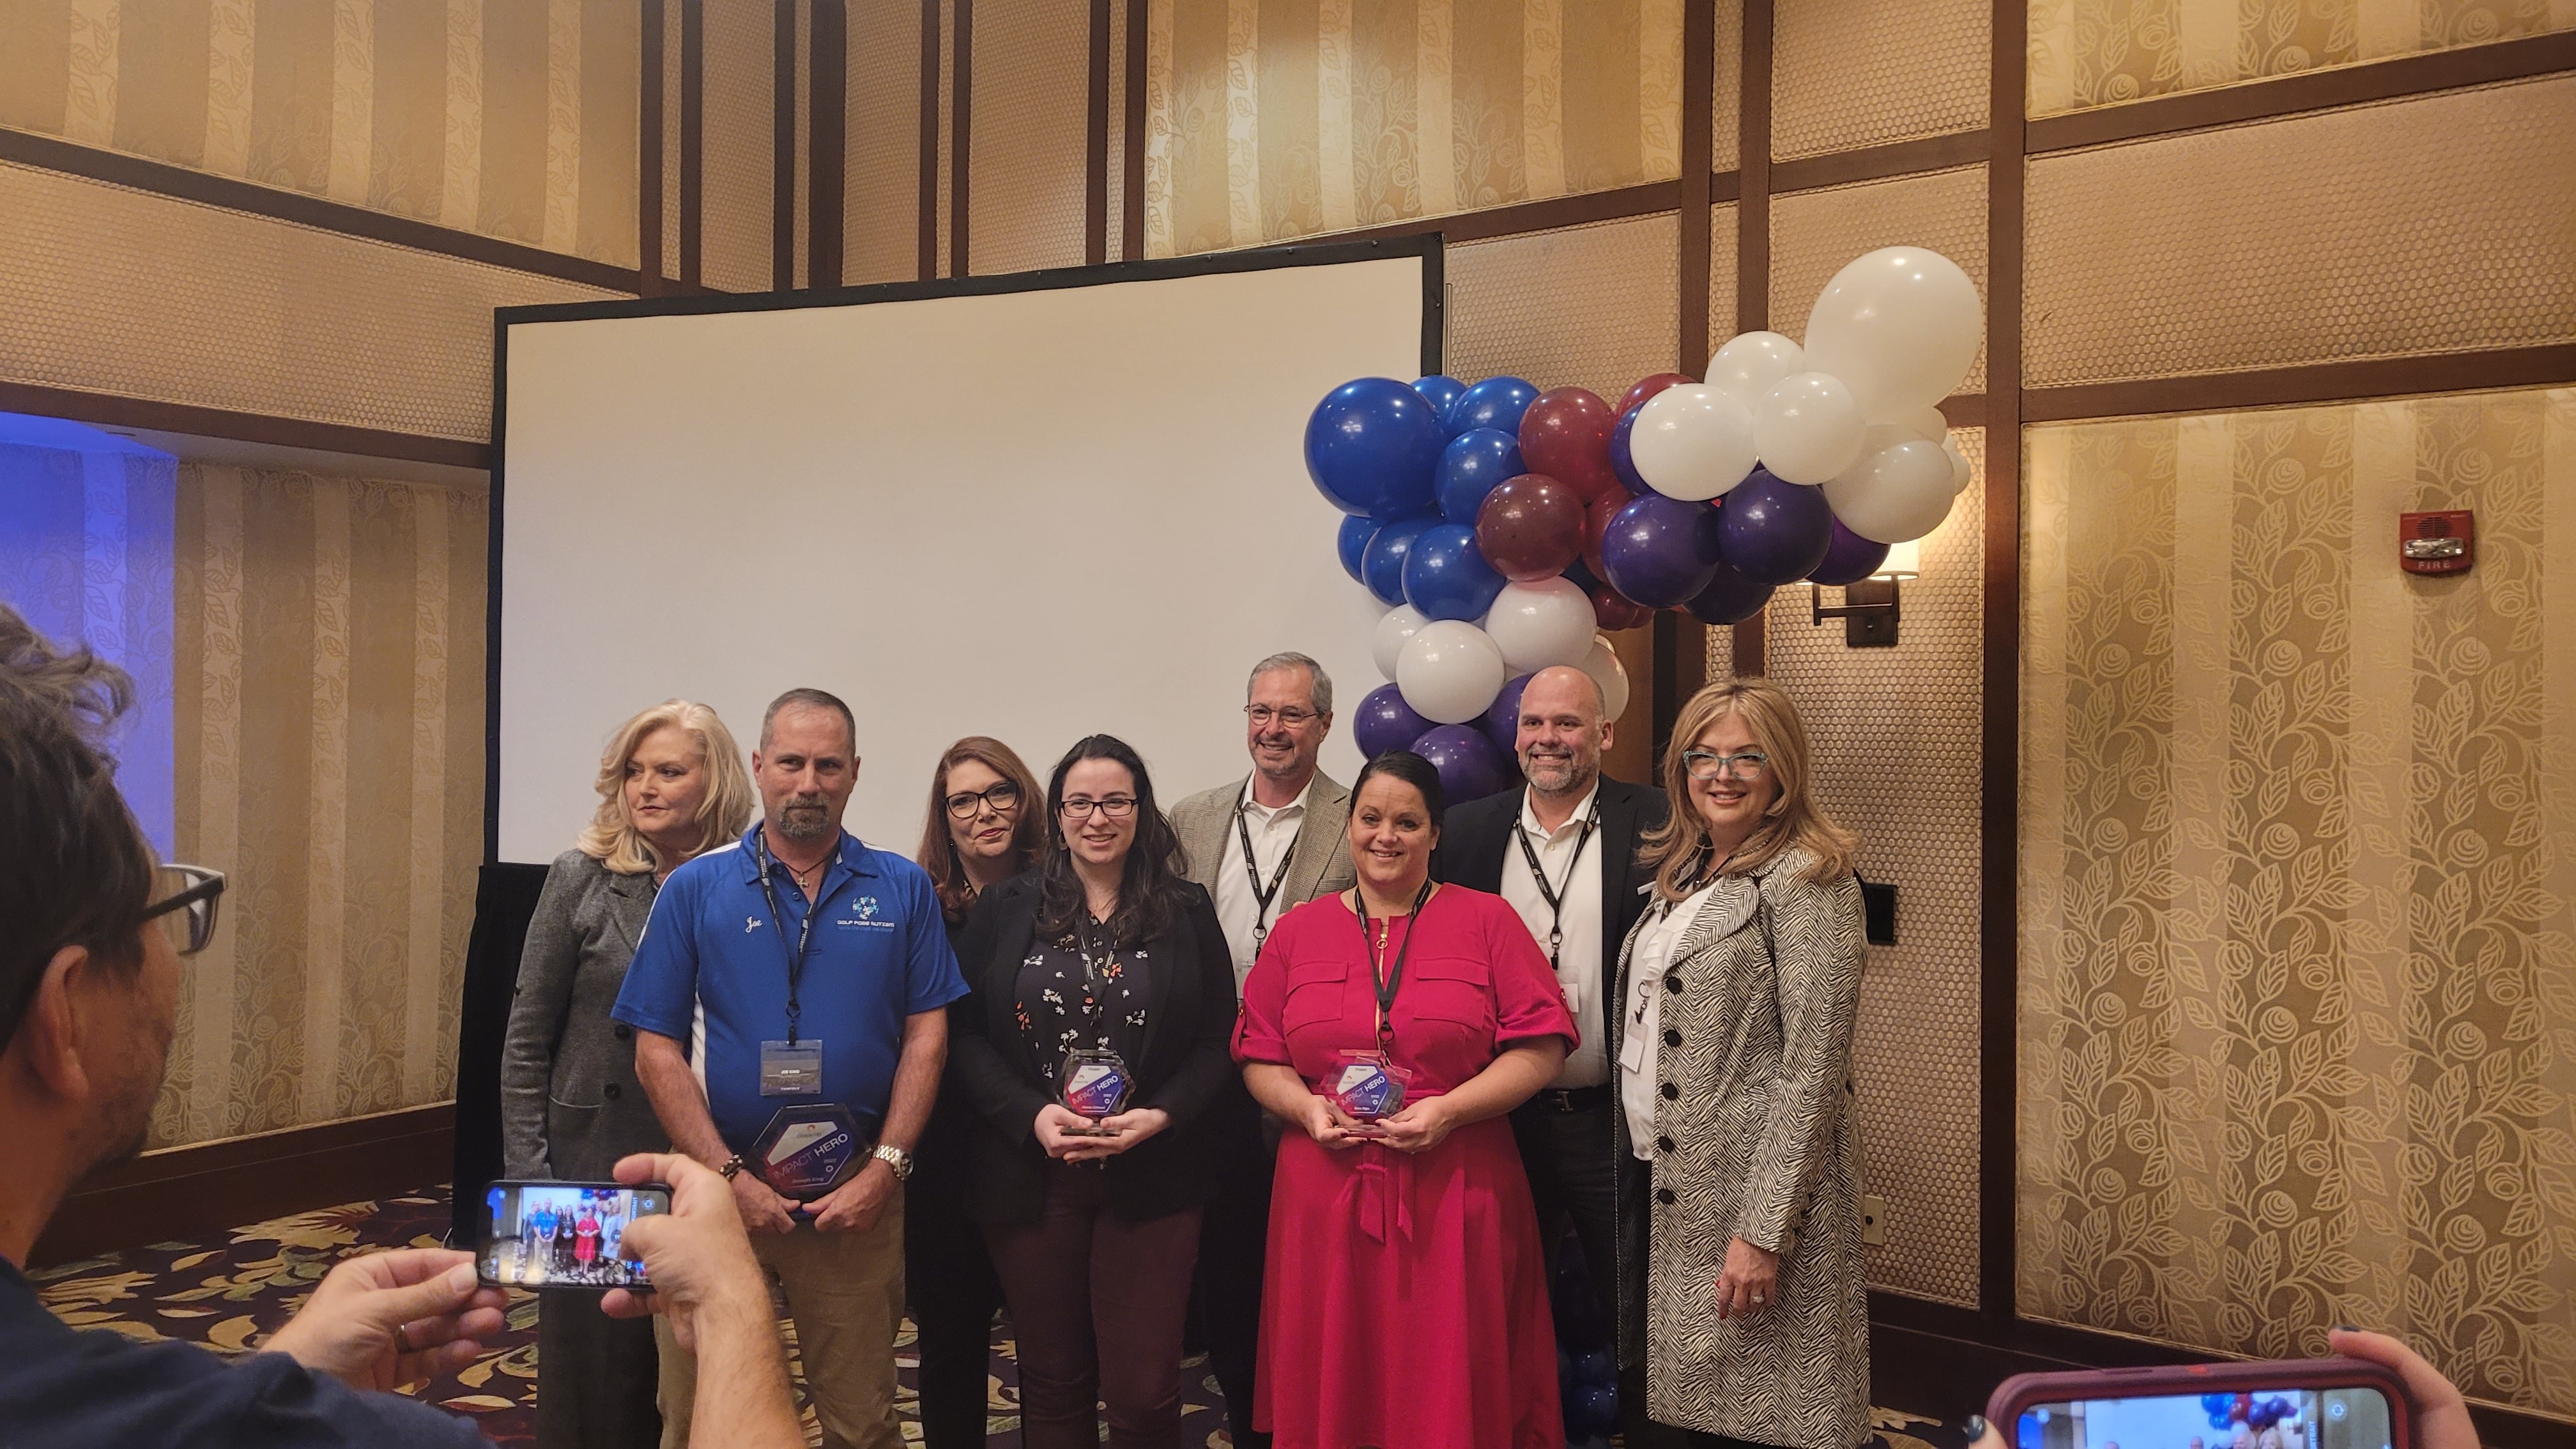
[{"xmin": 1340, "ymin": 1142, "xmax": 1414, "ymax": 1245}]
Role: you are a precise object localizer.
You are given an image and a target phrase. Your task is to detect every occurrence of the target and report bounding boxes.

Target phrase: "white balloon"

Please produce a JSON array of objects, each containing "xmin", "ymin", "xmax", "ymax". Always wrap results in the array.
[
  {"xmin": 1483, "ymin": 578, "xmax": 1599, "ymax": 674},
  {"xmin": 1630, "ymin": 385, "xmax": 1758, "ymax": 502},
  {"xmin": 1822, "ymin": 438, "xmax": 1958, "ymax": 544},
  {"xmin": 1371, "ymin": 604, "xmax": 1430, "ymax": 680},
  {"xmin": 1802, "ymin": 247, "xmax": 1982, "ymax": 420},
  {"xmin": 1706, "ymin": 331, "xmax": 1807, "ymax": 407},
  {"xmin": 1577, "ymin": 635, "xmax": 1632, "ymax": 724},
  {"xmin": 1397, "ymin": 620, "xmax": 1508, "ymax": 724},
  {"xmin": 1885, "ymin": 403, "xmax": 1949, "ymax": 441},
  {"xmin": 1943, "ymin": 434, "xmax": 1973, "ymax": 494},
  {"xmin": 1752, "ymin": 372, "xmax": 1866, "ymax": 485}
]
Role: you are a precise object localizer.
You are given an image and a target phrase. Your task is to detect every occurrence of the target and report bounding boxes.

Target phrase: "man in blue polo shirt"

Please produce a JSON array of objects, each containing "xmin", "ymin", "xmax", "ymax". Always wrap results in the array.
[{"xmin": 618, "ymin": 687, "xmax": 967, "ymax": 1449}]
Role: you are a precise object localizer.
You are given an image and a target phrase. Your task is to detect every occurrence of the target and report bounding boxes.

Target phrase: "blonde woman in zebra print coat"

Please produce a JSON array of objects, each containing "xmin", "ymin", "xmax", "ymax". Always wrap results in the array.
[{"xmin": 1608, "ymin": 680, "xmax": 1869, "ymax": 1449}]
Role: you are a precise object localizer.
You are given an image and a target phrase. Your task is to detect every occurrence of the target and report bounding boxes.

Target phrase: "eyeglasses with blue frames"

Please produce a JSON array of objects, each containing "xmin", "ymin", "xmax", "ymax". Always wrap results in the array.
[
  {"xmin": 143, "ymin": 863, "xmax": 227, "ymax": 956},
  {"xmin": 1681, "ymin": 749, "xmax": 1772, "ymax": 783}
]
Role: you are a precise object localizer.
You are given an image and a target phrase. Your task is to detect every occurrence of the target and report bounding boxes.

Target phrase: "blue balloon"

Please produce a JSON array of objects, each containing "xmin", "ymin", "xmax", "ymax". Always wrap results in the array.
[
  {"xmin": 1436, "ymin": 427, "xmax": 1526, "ymax": 523},
  {"xmin": 1575, "ymin": 1349, "xmax": 1614, "ymax": 1387},
  {"xmin": 1353, "ymin": 684, "xmax": 1436, "ymax": 758},
  {"xmin": 1717, "ymin": 468, "xmax": 1834, "ymax": 585},
  {"xmin": 1305, "ymin": 378, "xmax": 1447, "ymax": 519},
  {"xmin": 1573, "ymin": 1382, "xmax": 1619, "ymax": 1438},
  {"xmin": 1402, "ymin": 523, "xmax": 1508, "ymax": 621},
  {"xmin": 2211, "ymin": 1414, "xmax": 2235, "ymax": 1431},
  {"xmin": 1414, "ymin": 374, "xmax": 1469, "ymax": 417},
  {"xmin": 1448, "ymin": 376, "xmax": 1541, "ymax": 439},
  {"xmin": 1337, "ymin": 514, "xmax": 1381, "ymax": 586},
  {"xmin": 2202, "ymin": 1396, "xmax": 2233, "ymax": 1415},
  {"xmin": 1598, "ymin": 494, "xmax": 1723, "ymax": 608},
  {"xmin": 1412, "ymin": 724, "xmax": 1514, "ymax": 802},
  {"xmin": 1609, "ymin": 406, "xmax": 1650, "ymax": 494},
  {"xmin": 1483, "ymin": 672, "xmax": 1533, "ymax": 757},
  {"xmin": 1685, "ymin": 556, "xmax": 1774, "ymax": 625},
  {"xmin": 1361, "ymin": 516, "xmax": 1434, "ymax": 608}
]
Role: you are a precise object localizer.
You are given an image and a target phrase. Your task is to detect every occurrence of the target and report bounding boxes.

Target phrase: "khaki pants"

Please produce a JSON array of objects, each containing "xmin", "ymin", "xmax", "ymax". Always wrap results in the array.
[{"xmin": 656, "ymin": 1193, "xmax": 907, "ymax": 1449}]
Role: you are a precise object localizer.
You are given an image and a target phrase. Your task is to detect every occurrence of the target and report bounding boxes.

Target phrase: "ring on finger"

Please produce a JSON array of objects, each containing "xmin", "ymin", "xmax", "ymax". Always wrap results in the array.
[{"xmin": 394, "ymin": 1323, "xmax": 416, "ymax": 1355}]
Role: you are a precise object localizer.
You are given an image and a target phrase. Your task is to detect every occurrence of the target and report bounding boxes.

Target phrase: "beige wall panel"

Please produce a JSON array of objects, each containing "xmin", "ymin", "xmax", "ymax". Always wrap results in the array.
[
  {"xmin": 1445, "ymin": 211, "xmax": 1680, "ymax": 402},
  {"xmin": 793, "ymin": 0, "xmax": 811, "ymax": 288},
  {"xmin": 114, "ymin": 0, "xmax": 215, "ymax": 167},
  {"xmin": 847, "ymin": 0, "xmax": 921, "ymax": 284},
  {"xmin": 1772, "ymin": 165, "xmax": 1988, "ymax": 394},
  {"xmin": 1708, "ymin": 0, "xmax": 1738, "ymax": 174},
  {"xmin": 2020, "ymin": 388, "xmax": 2576, "ymax": 1417},
  {"xmin": 664, "ymin": 0, "xmax": 683, "ymax": 282},
  {"xmin": 1772, "ymin": 0, "xmax": 1988, "ymax": 160},
  {"xmin": 937, "ymin": 0, "xmax": 955, "ymax": 275},
  {"xmin": 2026, "ymin": 76, "xmax": 2576, "ymax": 388},
  {"xmin": 967, "ymin": 0, "xmax": 1091, "ymax": 275},
  {"xmin": 1706, "ymin": 197, "xmax": 1736, "ymax": 348},
  {"xmin": 1740, "ymin": 429, "xmax": 1987, "ymax": 1308},
  {"xmin": 578, "ymin": 0, "xmax": 640, "ymax": 268},
  {"xmin": 702, "ymin": 0, "xmax": 776, "ymax": 291},
  {"xmin": 0, "ymin": 162, "xmax": 621, "ymax": 441}
]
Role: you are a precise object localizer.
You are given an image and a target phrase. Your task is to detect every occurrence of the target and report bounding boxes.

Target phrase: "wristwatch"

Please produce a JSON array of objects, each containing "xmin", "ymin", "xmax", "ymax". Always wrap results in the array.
[
  {"xmin": 717, "ymin": 1153, "xmax": 747, "ymax": 1181},
  {"xmin": 871, "ymin": 1143, "xmax": 915, "ymax": 1180}
]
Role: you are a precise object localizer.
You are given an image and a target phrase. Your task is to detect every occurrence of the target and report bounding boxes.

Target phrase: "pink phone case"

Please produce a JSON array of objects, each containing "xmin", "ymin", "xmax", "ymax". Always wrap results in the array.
[{"xmin": 1985, "ymin": 1358, "xmax": 2413, "ymax": 1449}]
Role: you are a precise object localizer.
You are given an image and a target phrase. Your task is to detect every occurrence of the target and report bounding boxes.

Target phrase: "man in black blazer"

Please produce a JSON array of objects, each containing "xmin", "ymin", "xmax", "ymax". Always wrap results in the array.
[{"xmin": 1433, "ymin": 663, "xmax": 1666, "ymax": 1356}]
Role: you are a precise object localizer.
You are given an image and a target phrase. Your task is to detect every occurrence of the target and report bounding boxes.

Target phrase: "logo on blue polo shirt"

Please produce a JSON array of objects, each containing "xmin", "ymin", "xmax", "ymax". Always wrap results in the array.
[{"xmin": 838, "ymin": 895, "xmax": 893, "ymax": 929}]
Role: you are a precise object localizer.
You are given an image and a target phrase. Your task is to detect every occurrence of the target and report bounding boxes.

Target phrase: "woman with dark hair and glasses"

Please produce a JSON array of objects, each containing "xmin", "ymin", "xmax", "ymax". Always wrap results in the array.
[
  {"xmin": 944, "ymin": 734, "xmax": 1237, "ymax": 1448},
  {"xmin": 1232, "ymin": 749, "xmax": 1575, "ymax": 1449},
  {"xmin": 906, "ymin": 736, "xmax": 1046, "ymax": 1448}
]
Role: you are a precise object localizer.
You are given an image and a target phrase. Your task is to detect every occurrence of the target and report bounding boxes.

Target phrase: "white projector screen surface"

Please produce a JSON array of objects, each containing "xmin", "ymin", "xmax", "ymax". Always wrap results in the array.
[{"xmin": 498, "ymin": 254, "xmax": 1429, "ymax": 863}]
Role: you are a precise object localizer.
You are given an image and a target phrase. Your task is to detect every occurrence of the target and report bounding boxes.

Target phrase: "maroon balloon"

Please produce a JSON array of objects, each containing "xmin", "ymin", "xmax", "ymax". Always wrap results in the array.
[
  {"xmin": 1517, "ymin": 387, "xmax": 1621, "ymax": 503},
  {"xmin": 1475, "ymin": 473, "xmax": 1588, "ymax": 582},
  {"xmin": 1579, "ymin": 489, "xmax": 1626, "ymax": 579},
  {"xmin": 1616, "ymin": 372, "xmax": 1694, "ymax": 418},
  {"xmin": 1590, "ymin": 583, "xmax": 1655, "ymax": 631}
]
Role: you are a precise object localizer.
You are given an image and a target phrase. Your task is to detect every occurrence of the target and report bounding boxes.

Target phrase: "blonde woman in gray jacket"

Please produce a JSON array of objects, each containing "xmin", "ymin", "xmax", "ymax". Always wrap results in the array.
[
  {"xmin": 1609, "ymin": 679, "xmax": 1869, "ymax": 1449},
  {"xmin": 501, "ymin": 700, "xmax": 755, "ymax": 1449}
]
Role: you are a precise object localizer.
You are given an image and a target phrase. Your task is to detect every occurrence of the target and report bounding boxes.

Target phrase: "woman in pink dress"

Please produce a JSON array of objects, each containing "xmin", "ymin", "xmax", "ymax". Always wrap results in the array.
[{"xmin": 1233, "ymin": 749, "xmax": 1574, "ymax": 1449}]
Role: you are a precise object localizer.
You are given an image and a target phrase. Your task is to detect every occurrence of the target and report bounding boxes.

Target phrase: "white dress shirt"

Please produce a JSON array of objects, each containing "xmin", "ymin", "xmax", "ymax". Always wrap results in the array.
[
  {"xmin": 1499, "ymin": 782, "xmax": 1608, "ymax": 1087},
  {"xmin": 1620, "ymin": 877, "xmax": 1729, "ymax": 1156},
  {"xmin": 1213, "ymin": 776, "xmax": 1312, "ymax": 986}
]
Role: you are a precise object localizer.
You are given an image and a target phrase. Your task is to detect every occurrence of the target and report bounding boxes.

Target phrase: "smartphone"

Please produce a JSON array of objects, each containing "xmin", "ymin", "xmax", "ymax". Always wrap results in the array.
[
  {"xmin": 475, "ymin": 1179, "xmax": 671, "ymax": 1291},
  {"xmin": 1987, "ymin": 1361, "xmax": 2413, "ymax": 1449}
]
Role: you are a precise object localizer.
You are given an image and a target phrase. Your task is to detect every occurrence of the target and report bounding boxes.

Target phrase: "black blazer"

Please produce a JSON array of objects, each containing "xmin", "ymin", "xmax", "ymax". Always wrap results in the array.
[
  {"xmin": 944, "ymin": 871, "xmax": 1242, "ymax": 1225},
  {"xmin": 1432, "ymin": 775, "xmax": 1669, "ymax": 1023}
]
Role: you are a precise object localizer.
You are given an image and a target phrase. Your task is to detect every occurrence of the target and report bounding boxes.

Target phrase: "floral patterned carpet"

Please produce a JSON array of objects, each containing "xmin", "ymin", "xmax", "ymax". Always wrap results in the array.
[{"xmin": 29, "ymin": 1183, "xmax": 1962, "ymax": 1448}]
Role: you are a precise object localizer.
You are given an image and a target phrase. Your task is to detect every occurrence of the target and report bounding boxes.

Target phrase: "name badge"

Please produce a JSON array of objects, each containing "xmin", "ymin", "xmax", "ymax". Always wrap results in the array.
[{"xmin": 760, "ymin": 1039, "xmax": 824, "ymax": 1096}]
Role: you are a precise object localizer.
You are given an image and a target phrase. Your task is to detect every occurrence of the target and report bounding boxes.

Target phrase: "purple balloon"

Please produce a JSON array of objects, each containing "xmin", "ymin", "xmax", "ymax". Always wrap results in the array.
[
  {"xmin": 1609, "ymin": 407, "xmax": 1650, "ymax": 494},
  {"xmin": 1413, "ymin": 724, "xmax": 1515, "ymax": 803},
  {"xmin": 1717, "ymin": 468, "xmax": 1835, "ymax": 586},
  {"xmin": 1484, "ymin": 672, "xmax": 1534, "ymax": 758},
  {"xmin": 1598, "ymin": 494, "xmax": 1724, "ymax": 608},
  {"xmin": 1683, "ymin": 558, "xmax": 1775, "ymax": 625},
  {"xmin": 1807, "ymin": 518, "xmax": 1890, "ymax": 586},
  {"xmin": 1354, "ymin": 683, "xmax": 1437, "ymax": 758}
]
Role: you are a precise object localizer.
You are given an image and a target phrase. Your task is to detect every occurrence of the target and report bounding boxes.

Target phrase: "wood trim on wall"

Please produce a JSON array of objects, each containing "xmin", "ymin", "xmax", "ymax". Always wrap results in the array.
[
  {"xmin": 2024, "ymin": 345, "xmax": 2576, "ymax": 423},
  {"xmin": 640, "ymin": 0, "xmax": 668, "ymax": 296},
  {"xmin": 1770, "ymin": 128, "xmax": 1989, "ymax": 195},
  {"xmin": 0, "ymin": 381, "xmax": 491, "ymax": 470},
  {"xmin": 809, "ymin": 0, "xmax": 848, "ymax": 289},
  {"xmin": 0, "ymin": 128, "xmax": 639, "ymax": 294},
  {"xmin": 1328, "ymin": 181, "xmax": 1688, "ymax": 249},
  {"xmin": 681, "ymin": 0, "xmax": 706, "ymax": 291},
  {"xmin": 917, "ymin": 0, "xmax": 942, "ymax": 279},
  {"xmin": 950, "ymin": 0, "xmax": 974, "ymax": 277},
  {"xmin": 773, "ymin": 0, "xmax": 798, "ymax": 289},
  {"xmin": 1122, "ymin": 0, "xmax": 1146, "ymax": 261},
  {"xmin": 27, "ymin": 1105, "xmax": 457, "ymax": 1268},
  {"xmin": 1086, "ymin": 0, "xmax": 1111, "ymax": 266}
]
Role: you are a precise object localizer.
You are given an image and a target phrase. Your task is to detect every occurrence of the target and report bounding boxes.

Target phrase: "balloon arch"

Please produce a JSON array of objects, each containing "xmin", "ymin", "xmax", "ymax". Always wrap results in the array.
[{"xmin": 1307, "ymin": 246, "xmax": 1982, "ymax": 805}]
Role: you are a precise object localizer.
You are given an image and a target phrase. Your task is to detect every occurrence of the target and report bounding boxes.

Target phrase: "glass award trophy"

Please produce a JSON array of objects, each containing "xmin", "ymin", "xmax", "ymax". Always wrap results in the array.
[
  {"xmin": 1326, "ymin": 1048, "xmax": 1412, "ymax": 1134},
  {"xmin": 749, "ymin": 1103, "xmax": 873, "ymax": 1199},
  {"xmin": 1059, "ymin": 1047, "xmax": 1133, "ymax": 1137}
]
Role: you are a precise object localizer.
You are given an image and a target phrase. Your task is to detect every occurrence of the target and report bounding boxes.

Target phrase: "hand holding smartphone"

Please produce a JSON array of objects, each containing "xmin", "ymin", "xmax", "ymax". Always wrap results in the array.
[
  {"xmin": 1986, "ymin": 1360, "xmax": 2414, "ymax": 1449},
  {"xmin": 477, "ymin": 1179, "xmax": 674, "ymax": 1291}
]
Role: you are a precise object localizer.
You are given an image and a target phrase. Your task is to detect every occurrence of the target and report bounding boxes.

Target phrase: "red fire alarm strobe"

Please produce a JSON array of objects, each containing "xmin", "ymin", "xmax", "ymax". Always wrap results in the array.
[{"xmin": 2400, "ymin": 510, "xmax": 2473, "ymax": 576}]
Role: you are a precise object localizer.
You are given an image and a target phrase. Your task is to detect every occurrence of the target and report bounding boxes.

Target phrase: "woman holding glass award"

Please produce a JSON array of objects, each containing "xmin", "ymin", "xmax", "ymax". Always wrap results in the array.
[
  {"xmin": 946, "ymin": 734, "xmax": 1239, "ymax": 1449},
  {"xmin": 1232, "ymin": 750, "xmax": 1576, "ymax": 1449}
]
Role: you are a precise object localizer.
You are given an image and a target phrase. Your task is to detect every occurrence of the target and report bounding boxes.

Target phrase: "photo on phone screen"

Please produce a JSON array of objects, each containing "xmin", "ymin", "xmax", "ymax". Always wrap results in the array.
[
  {"xmin": 477, "ymin": 1181, "xmax": 669, "ymax": 1289},
  {"xmin": 2014, "ymin": 1388, "xmax": 2396, "ymax": 1449}
]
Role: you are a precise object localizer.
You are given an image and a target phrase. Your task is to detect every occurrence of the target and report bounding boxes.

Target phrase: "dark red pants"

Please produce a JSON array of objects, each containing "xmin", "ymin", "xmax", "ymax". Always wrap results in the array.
[{"xmin": 982, "ymin": 1160, "xmax": 1204, "ymax": 1449}]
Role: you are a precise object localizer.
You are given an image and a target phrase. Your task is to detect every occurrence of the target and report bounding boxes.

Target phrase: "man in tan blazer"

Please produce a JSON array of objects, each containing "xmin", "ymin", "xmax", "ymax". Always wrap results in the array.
[{"xmin": 1165, "ymin": 650, "xmax": 1354, "ymax": 1449}]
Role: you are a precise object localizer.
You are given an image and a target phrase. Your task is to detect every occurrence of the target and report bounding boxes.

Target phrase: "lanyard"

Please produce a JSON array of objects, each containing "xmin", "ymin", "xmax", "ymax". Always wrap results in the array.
[
  {"xmin": 1512, "ymin": 801, "xmax": 1598, "ymax": 970},
  {"xmin": 1071, "ymin": 916, "xmax": 1120, "ymax": 1050},
  {"xmin": 1234, "ymin": 798, "xmax": 1303, "ymax": 948},
  {"xmin": 1357, "ymin": 878, "xmax": 1436, "ymax": 1054},
  {"xmin": 753, "ymin": 832, "xmax": 830, "ymax": 1046}
]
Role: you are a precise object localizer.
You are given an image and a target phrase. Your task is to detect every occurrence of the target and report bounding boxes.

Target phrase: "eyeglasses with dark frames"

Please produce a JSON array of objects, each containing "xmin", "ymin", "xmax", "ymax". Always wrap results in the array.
[
  {"xmin": 142, "ymin": 863, "xmax": 227, "ymax": 956},
  {"xmin": 1059, "ymin": 796, "xmax": 1139, "ymax": 820},
  {"xmin": 944, "ymin": 781, "xmax": 1024, "ymax": 820}
]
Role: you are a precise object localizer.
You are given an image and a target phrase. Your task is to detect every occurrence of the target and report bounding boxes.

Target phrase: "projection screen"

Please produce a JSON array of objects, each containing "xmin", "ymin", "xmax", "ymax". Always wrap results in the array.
[{"xmin": 491, "ymin": 241, "xmax": 1439, "ymax": 863}]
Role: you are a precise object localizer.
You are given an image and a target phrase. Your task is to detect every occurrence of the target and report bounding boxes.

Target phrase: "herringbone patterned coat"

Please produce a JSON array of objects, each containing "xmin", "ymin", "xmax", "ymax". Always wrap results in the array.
[{"xmin": 1609, "ymin": 846, "xmax": 1871, "ymax": 1449}]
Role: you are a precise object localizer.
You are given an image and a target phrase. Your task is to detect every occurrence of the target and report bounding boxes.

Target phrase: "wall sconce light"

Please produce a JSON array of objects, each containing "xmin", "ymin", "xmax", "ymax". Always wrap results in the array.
[{"xmin": 1810, "ymin": 540, "xmax": 1919, "ymax": 647}]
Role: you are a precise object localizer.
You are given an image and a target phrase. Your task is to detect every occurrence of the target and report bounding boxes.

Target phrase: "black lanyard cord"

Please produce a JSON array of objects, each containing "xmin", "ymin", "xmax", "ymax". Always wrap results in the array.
[
  {"xmin": 1358, "ymin": 878, "xmax": 1436, "ymax": 1055},
  {"xmin": 1234, "ymin": 799, "xmax": 1303, "ymax": 946},
  {"xmin": 1512, "ymin": 801, "xmax": 1598, "ymax": 969},
  {"xmin": 1073, "ymin": 916, "xmax": 1121, "ymax": 1050},
  {"xmin": 754, "ymin": 834, "xmax": 828, "ymax": 1046}
]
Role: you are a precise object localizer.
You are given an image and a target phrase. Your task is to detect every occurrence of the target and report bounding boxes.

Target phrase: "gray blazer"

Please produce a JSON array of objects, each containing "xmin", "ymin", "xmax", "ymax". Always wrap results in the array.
[
  {"xmin": 499, "ymin": 850, "xmax": 670, "ymax": 1181},
  {"xmin": 1166, "ymin": 769, "xmax": 1356, "ymax": 921}
]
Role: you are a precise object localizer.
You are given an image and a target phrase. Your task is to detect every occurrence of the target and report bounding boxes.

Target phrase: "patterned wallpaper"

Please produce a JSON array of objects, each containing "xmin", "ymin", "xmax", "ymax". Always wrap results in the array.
[
  {"xmin": 162, "ymin": 462, "xmax": 486, "ymax": 1149},
  {"xmin": 2020, "ymin": 388, "xmax": 2576, "ymax": 1416},
  {"xmin": 0, "ymin": 0, "xmax": 640, "ymax": 268},
  {"xmin": 1144, "ymin": 0, "xmax": 1684, "ymax": 258},
  {"xmin": 2028, "ymin": 0, "xmax": 2576, "ymax": 116}
]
